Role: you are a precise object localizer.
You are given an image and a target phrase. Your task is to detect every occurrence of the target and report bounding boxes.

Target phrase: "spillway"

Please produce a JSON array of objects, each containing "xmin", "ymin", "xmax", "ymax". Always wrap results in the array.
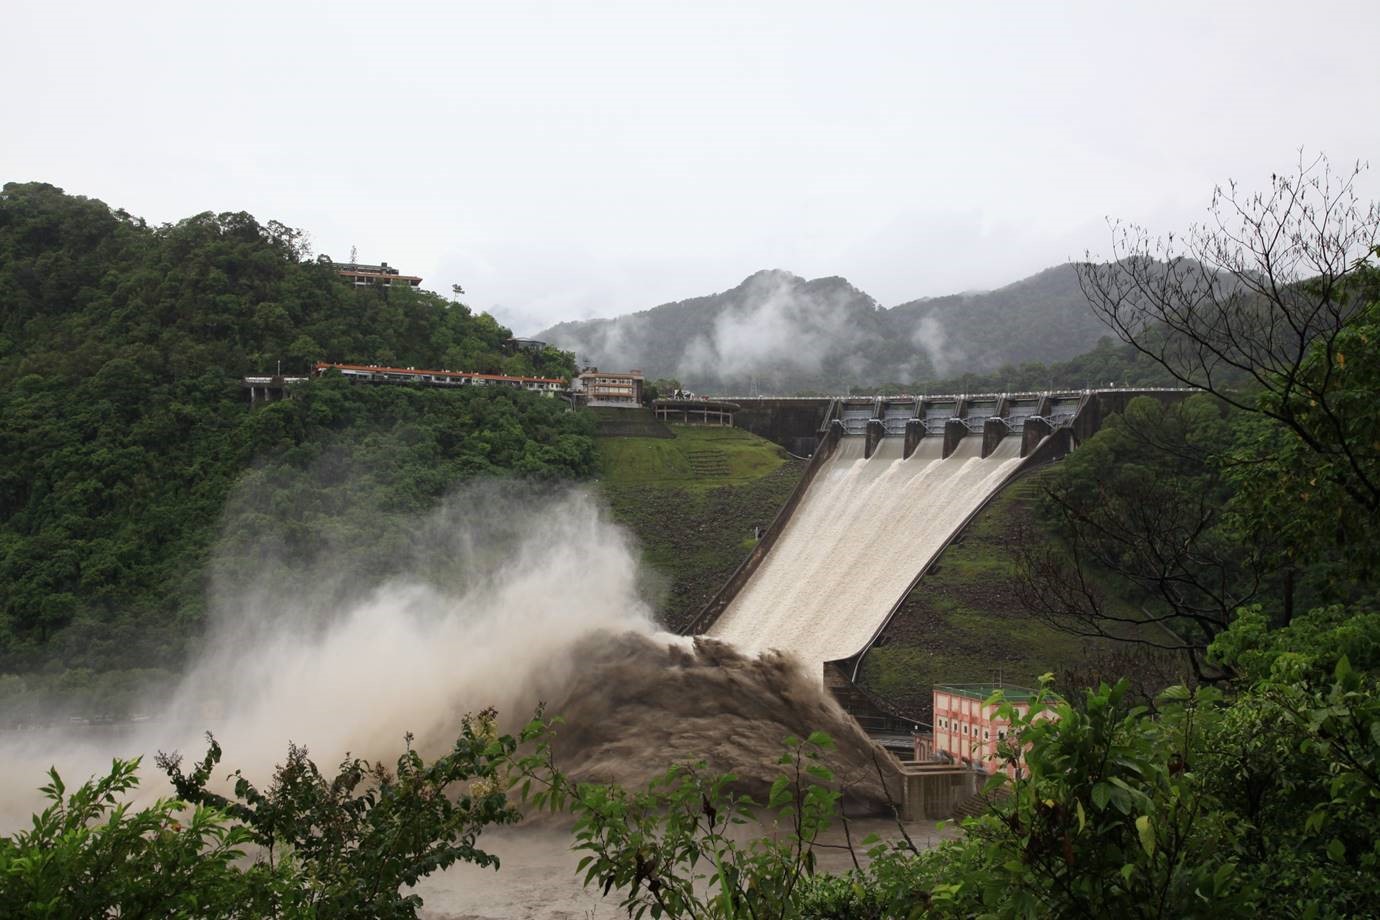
[{"xmin": 708, "ymin": 435, "xmax": 1025, "ymax": 671}]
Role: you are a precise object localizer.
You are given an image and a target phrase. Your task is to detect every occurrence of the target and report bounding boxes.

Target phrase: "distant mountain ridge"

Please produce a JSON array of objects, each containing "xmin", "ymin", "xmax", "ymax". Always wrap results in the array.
[{"xmin": 536, "ymin": 264, "xmax": 1112, "ymax": 393}]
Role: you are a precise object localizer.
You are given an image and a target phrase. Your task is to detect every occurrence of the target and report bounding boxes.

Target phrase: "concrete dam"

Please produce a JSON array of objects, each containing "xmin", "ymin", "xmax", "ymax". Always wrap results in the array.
[
  {"xmin": 692, "ymin": 390, "xmax": 1191, "ymax": 693},
  {"xmin": 710, "ymin": 435, "xmax": 1023, "ymax": 668}
]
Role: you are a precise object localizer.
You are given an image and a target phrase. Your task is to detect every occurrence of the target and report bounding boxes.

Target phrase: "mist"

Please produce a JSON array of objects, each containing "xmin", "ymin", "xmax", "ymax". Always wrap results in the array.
[
  {"xmin": 678, "ymin": 270, "xmax": 874, "ymax": 383},
  {"xmin": 911, "ymin": 314, "xmax": 963, "ymax": 379},
  {"xmin": 542, "ymin": 260, "xmax": 1132, "ymax": 393},
  {"xmin": 0, "ymin": 477, "xmax": 886, "ymax": 829},
  {"xmin": 545, "ymin": 269, "xmax": 931, "ymax": 392}
]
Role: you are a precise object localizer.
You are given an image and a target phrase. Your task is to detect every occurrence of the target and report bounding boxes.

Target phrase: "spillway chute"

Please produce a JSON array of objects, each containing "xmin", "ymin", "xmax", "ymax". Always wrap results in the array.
[{"xmin": 707, "ymin": 433, "xmax": 1027, "ymax": 675}]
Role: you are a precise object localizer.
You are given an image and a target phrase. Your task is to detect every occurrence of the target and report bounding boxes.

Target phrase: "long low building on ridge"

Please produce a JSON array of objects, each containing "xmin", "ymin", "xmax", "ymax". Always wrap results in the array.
[{"xmin": 314, "ymin": 362, "xmax": 565, "ymax": 395}]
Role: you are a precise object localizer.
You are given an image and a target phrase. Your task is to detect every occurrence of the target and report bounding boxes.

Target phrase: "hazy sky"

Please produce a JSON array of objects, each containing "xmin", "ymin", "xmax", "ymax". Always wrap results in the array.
[{"xmin": 6, "ymin": 1, "xmax": 1376, "ymax": 334}]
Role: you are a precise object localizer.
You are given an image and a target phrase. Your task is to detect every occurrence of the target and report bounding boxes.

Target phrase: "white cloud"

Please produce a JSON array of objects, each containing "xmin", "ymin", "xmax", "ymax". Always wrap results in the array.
[{"xmin": 4, "ymin": 0, "xmax": 1377, "ymax": 331}]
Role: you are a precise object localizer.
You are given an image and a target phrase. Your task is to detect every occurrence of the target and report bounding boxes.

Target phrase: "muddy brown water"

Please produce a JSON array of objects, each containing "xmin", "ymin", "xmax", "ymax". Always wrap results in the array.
[{"xmin": 415, "ymin": 817, "xmax": 960, "ymax": 920}]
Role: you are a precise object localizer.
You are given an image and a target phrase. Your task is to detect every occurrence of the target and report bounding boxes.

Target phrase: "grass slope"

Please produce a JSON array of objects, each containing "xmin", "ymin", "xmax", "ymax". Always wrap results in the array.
[
  {"xmin": 597, "ymin": 425, "xmax": 1170, "ymax": 715},
  {"xmin": 595, "ymin": 423, "xmax": 805, "ymax": 630},
  {"xmin": 857, "ymin": 468, "xmax": 1161, "ymax": 720}
]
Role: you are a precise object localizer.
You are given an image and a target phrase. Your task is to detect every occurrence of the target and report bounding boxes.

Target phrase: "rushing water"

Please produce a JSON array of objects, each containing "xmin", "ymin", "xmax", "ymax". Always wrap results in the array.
[
  {"xmin": 709, "ymin": 435, "xmax": 1026, "ymax": 670},
  {"xmin": 0, "ymin": 485, "xmax": 895, "ymax": 829}
]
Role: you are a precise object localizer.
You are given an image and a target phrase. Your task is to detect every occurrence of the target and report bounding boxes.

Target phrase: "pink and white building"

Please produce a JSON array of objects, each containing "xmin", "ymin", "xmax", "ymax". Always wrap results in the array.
[{"xmin": 929, "ymin": 684, "xmax": 1040, "ymax": 779}]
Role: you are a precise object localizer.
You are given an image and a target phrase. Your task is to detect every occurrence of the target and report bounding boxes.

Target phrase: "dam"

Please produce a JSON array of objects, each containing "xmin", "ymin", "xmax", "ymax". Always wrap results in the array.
[
  {"xmin": 694, "ymin": 389, "xmax": 1194, "ymax": 694},
  {"xmin": 709, "ymin": 435, "xmax": 1024, "ymax": 668},
  {"xmin": 679, "ymin": 387, "xmax": 1195, "ymax": 817}
]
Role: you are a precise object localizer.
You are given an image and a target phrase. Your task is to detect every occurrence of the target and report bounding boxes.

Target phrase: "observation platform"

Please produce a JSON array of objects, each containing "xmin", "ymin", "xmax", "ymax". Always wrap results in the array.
[{"xmin": 651, "ymin": 398, "xmax": 740, "ymax": 426}]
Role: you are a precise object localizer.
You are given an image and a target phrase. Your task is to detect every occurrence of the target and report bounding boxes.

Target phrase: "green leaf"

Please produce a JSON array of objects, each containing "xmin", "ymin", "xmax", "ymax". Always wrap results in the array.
[
  {"xmin": 1327, "ymin": 838, "xmax": 1346, "ymax": 863},
  {"xmin": 1091, "ymin": 782, "xmax": 1111, "ymax": 811},
  {"xmin": 1075, "ymin": 799, "xmax": 1086, "ymax": 833},
  {"xmin": 1135, "ymin": 815, "xmax": 1155, "ymax": 857},
  {"xmin": 1335, "ymin": 655, "xmax": 1352, "ymax": 680},
  {"xmin": 1158, "ymin": 684, "xmax": 1191, "ymax": 702},
  {"xmin": 1212, "ymin": 861, "xmax": 1235, "ymax": 895}
]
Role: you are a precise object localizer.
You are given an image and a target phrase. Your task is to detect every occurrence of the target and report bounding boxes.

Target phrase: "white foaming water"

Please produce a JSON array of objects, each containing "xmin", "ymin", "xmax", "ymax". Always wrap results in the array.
[
  {"xmin": 0, "ymin": 486, "xmax": 657, "ymax": 827},
  {"xmin": 0, "ymin": 479, "xmax": 890, "ymax": 832},
  {"xmin": 709, "ymin": 435, "xmax": 1025, "ymax": 671}
]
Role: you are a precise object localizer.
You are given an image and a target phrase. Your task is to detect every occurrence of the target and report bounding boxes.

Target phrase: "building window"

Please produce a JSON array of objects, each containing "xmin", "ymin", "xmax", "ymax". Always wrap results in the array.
[{"xmin": 983, "ymin": 730, "xmax": 990, "ymax": 741}]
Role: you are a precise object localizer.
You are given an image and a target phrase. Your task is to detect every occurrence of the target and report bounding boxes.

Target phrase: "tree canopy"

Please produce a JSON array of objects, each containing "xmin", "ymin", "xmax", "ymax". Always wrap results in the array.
[{"xmin": 0, "ymin": 183, "xmax": 590, "ymax": 687}]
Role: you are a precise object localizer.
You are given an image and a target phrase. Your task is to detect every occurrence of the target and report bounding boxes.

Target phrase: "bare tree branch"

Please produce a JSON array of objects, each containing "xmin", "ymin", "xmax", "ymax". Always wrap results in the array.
[{"xmin": 1077, "ymin": 153, "xmax": 1379, "ymax": 510}]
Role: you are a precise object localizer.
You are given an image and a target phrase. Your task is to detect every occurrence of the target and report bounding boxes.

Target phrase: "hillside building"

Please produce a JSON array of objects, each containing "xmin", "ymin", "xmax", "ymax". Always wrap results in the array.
[
  {"xmin": 314, "ymin": 362, "xmax": 564, "ymax": 395},
  {"xmin": 573, "ymin": 367, "xmax": 644, "ymax": 407},
  {"xmin": 323, "ymin": 257, "xmax": 423, "ymax": 288},
  {"xmin": 242, "ymin": 374, "xmax": 308, "ymax": 403},
  {"xmin": 930, "ymin": 684, "xmax": 1040, "ymax": 778}
]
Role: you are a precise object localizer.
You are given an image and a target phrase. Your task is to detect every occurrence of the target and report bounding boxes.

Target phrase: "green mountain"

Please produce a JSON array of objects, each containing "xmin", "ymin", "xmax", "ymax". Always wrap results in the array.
[
  {"xmin": 537, "ymin": 264, "xmax": 1118, "ymax": 393},
  {"xmin": 0, "ymin": 182, "xmax": 593, "ymax": 687}
]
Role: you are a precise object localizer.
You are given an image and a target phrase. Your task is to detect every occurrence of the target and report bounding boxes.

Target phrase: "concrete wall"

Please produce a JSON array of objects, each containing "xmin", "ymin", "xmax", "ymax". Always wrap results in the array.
[
  {"xmin": 901, "ymin": 768, "xmax": 980, "ymax": 820},
  {"xmin": 981, "ymin": 418, "xmax": 1010, "ymax": 458},
  {"xmin": 942, "ymin": 418, "xmax": 967, "ymax": 458},
  {"xmin": 903, "ymin": 419, "xmax": 926, "ymax": 459},
  {"xmin": 865, "ymin": 419, "xmax": 886, "ymax": 458},
  {"xmin": 1021, "ymin": 417, "xmax": 1053, "ymax": 457},
  {"xmin": 730, "ymin": 398, "xmax": 833, "ymax": 455},
  {"xmin": 1072, "ymin": 390, "xmax": 1184, "ymax": 445}
]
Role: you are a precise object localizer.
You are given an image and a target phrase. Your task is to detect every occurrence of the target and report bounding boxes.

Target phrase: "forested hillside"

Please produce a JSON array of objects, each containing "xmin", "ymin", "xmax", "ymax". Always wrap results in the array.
[
  {"xmin": 0, "ymin": 182, "xmax": 592, "ymax": 693},
  {"xmin": 537, "ymin": 264, "xmax": 1121, "ymax": 393},
  {"xmin": 541, "ymin": 270, "xmax": 891, "ymax": 393},
  {"xmin": 887, "ymin": 263, "xmax": 1111, "ymax": 375}
]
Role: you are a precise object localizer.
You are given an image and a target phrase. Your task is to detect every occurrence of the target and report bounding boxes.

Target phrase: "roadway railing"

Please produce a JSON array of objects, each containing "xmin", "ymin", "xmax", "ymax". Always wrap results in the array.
[{"xmin": 709, "ymin": 386, "xmax": 1199, "ymax": 401}]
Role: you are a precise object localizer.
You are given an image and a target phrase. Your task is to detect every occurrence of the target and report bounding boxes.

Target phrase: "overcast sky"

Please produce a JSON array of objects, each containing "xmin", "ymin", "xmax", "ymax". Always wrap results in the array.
[{"xmin": 6, "ymin": 1, "xmax": 1376, "ymax": 334}]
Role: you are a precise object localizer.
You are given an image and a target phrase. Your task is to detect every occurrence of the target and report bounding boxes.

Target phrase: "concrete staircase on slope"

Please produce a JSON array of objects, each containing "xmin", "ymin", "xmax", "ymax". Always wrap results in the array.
[{"xmin": 824, "ymin": 662, "xmax": 923, "ymax": 755}]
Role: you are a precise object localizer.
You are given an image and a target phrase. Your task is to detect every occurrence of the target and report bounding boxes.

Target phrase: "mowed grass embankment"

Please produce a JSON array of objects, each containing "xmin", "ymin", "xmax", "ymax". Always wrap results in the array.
[
  {"xmin": 598, "ymin": 423, "xmax": 788, "ymax": 488},
  {"xmin": 594, "ymin": 420, "xmax": 805, "ymax": 631}
]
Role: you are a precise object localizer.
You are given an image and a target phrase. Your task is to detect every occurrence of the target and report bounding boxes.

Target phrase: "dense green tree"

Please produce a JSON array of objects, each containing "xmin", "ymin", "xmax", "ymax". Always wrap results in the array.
[
  {"xmin": 0, "ymin": 712, "xmax": 551, "ymax": 918},
  {"xmin": 1222, "ymin": 287, "xmax": 1380, "ymax": 599},
  {"xmin": 0, "ymin": 183, "xmax": 588, "ymax": 681},
  {"xmin": 1015, "ymin": 395, "xmax": 1264, "ymax": 674},
  {"xmin": 1079, "ymin": 157, "xmax": 1380, "ymax": 537},
  {"xmin": 0, "ymin": 759, "xmax": 294, "ymax": 918}
]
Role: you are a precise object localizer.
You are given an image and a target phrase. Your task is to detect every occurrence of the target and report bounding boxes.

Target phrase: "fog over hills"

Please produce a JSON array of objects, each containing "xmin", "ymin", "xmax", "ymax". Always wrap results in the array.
[{"xmin": 536, "ymin": 264, "xmax": 1111, "ymax": 393}]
